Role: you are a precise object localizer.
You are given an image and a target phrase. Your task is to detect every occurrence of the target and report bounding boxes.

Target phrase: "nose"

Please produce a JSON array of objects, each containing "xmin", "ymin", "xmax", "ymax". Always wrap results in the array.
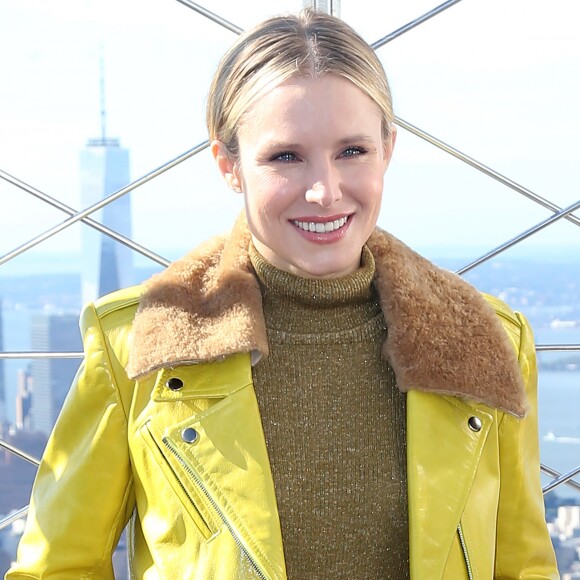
[
  {"xmin": 305, "ymin": 183, "xmax": 334, "ymax": 207},
  {"xmin": 304, "ymin": 164, "xmax": 341, "ymax": 208}
]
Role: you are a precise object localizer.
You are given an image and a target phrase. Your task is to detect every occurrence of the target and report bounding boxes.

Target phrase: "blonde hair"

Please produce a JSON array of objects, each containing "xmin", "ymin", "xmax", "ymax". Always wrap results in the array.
[{"xmin": 206, "ymin": 9, "xmax": 393, "ymax": 158}]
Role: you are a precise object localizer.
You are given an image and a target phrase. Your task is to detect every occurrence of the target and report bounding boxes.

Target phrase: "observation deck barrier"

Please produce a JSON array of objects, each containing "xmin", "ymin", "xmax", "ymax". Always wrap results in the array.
[{"xmin": 0, "ymin": 0, "xmax": 578, "ymax": 573}]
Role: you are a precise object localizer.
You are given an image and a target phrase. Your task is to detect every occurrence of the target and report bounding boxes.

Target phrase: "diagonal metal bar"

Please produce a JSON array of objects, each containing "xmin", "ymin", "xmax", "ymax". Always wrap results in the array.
[
  {"xmin": 0, "ymin": 439, "xmax": 41, "ymax": 466},
  {"xmin": 456, "ymin": 197, "xmax": 580, "ymax": 275},
  {"xmin": 543, "ymin": 464, "xmax": 580, "ymax": 495},
  {"xmin": 0, "ymin": 506, "xmax": 29, "ymax": 532},
  {"xmin": 0, "ymin": 4, "xmax": 476, "ymax": 269},
  {"xmin": 541, "ymin": 463, "xmax": 580, "ymax": 493},
  {"xmin": 168, "ymin": 2, "xmax": 580, "ymax": 283},
  {"xmin": 0, "ymin": 351, "xmax": 83, "ymax": 359},
  {"xmin": 536, "ymin": 344, "xmax": 580, "ymax": 352},
  {"xmin": 173, "ymin": 0, "xmax": 243, "ymax": 34},
  {"xmin": 0, "ymin": 169, "xmax": 170, "ymax": 268},
  {"xmin": 396, "ymin": 117, "xmax": 580, "ymax": 227},
  {"xmin": 0, "ymin": 1, "xmax": 574, "ymax": 544},
  {"xmin": 372, "ymin": 0, "xmax": 465, "ymax": 49},
  {"xmin": 0, "ymin": 140, "xmax": 209, "ymax": 267},
  {"xmin": 174, "ymin": 0, "xmax": 465, "ymax": 49}
]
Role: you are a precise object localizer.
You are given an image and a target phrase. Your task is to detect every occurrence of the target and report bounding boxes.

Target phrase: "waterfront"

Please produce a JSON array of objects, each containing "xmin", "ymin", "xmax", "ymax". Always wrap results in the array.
[{"xmin": 538, "ymin": 370, "xmax": 580, "ymax": 499}]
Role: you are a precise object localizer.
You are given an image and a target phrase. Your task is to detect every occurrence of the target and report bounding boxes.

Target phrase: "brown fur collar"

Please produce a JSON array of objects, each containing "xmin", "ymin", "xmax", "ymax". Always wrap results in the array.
[{"xmin": 127, "ymin": 214, "xmax": 527, "ymax": 417}]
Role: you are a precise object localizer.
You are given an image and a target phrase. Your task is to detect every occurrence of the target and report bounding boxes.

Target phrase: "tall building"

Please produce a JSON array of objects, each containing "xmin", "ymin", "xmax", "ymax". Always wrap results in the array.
[
  {"xmin": 29, "ymin": 313, "xmax": 82, "ymax": 436},
  {"xmin": 15, "ymin": 366, "xmax": 33, "ymax": 430},
  {"xmin": 80, "ymin": 67, "xmax": 135, "ymax": 304},
  {"xmin": 80, "ymin": 137, "xmax": 134, "ymax": 304}
]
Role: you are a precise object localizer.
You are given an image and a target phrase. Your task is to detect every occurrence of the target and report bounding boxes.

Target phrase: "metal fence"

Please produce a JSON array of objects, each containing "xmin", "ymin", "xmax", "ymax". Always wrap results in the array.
[{"xmin": 1, "ymin": 0, "xmax": 579, "ymax": 537}]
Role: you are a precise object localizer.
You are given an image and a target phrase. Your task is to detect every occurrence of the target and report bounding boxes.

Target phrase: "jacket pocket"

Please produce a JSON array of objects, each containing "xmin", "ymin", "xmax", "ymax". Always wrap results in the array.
[{"xmin": 140, "ymin": 420, "xmax": 221, "ymax": 541}]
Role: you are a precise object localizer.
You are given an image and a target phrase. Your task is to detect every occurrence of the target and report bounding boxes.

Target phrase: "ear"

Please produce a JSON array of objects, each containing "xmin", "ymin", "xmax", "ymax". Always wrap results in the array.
[
  {"xmin": 382, "ymin": 125, "xmax": 397, "ymax": 173},
  {"xmin": 211, "ymin": 140, "xmax": 242, "ymax": 192}
]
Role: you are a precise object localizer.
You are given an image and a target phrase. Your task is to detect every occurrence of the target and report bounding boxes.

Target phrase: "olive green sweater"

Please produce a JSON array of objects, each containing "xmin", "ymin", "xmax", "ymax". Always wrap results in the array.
[{"xmin": 249, "ymin": 244, "xmax": 409, "ymax": 580}]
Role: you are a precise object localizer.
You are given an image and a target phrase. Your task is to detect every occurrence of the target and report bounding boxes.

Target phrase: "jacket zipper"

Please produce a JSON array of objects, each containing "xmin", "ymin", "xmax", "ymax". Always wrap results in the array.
[
  {"xmin": 143, "ymin": 423, "xmax": 215, "ymax": 539},
  {"xmin": 162, "ymin": 437, "xmax": 269, "ymax": 580},
  {"xmin": 457, "ymin": 524, "xmax": 474, "ymax": 580},
  {"xmin": 128, "ymin": 511, "xmax": 136, "ymax": 579}
]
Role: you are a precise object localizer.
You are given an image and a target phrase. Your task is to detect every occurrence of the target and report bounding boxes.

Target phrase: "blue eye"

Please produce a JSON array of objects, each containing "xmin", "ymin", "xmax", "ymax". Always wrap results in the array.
[
  {"xmin": 272, "ymin": 151, "xmax": 298, "ymax": 163},
  {"xmin": 341, "ymin": 146, "xmax": 366, "ymax": 158}
]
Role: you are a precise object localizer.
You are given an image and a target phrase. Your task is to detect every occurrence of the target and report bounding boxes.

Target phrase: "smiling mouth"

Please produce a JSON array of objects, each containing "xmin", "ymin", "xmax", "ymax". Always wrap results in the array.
[{"xmin": 292, "ymin": 216, "xmax": 349, "ymax": 233}]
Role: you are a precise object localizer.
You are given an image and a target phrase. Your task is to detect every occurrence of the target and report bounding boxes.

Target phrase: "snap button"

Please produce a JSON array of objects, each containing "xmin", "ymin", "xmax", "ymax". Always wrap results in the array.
[
  {"xmin": 181, "ymin": 427, "xmax": 198, "ymax": 444},
  {"xmin": 468, "ymin": 416, "xmax": 482, "ymax": 432},
  {"xmin": 166, "ymin": 377, "xmax": 183, "ymax": 391}
]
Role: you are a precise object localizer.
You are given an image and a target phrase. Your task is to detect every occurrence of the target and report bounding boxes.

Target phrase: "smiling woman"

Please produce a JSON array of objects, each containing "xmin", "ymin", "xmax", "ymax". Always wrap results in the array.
[
  {"xmin": 6, "ymin": 8, "xmax": 559, "ymax": 580},
  {"xmin": 212, "ymin": 75, "xmax": 395, "ymax": 278}
]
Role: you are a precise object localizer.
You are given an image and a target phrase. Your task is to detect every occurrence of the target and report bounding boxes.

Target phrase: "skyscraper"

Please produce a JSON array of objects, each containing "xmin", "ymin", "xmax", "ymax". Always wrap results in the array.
[
  {"xmin": 15, "ymin": 366, "xmax": 33, "ymax": 430},
  {"xmin": 80, "ymin": 66, "xmax": 135, "ymax": 304},
  {"xmin": 29, "ymin": 313, "xmax": 82, "ymax": 435},
  {"xmin": 80, "ymin": 138, "xmax": 134, "ymax": 304}
]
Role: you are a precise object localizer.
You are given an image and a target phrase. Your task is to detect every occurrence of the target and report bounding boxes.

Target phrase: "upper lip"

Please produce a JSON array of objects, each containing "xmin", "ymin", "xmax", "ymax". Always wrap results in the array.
[{"xmin": 291, "ymin": 213, "xmax": 351, "ymax": 223}]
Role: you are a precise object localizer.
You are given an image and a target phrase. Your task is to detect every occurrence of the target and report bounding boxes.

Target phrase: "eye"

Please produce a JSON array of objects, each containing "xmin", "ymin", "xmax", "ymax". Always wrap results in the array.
[
  {"xmin": 340, "ymin": 146, "xmax": 367, "ymax": 158},
  {"xmin": 271, "ymin": 151, "xmax": 298, "ymax": 163}
]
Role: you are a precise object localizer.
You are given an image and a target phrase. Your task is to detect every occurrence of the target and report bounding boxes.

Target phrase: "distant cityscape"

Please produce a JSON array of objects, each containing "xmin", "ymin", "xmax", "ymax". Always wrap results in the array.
[{"xmin": 0, "ymin": 126, "xmax": 136, "ymax": 577}]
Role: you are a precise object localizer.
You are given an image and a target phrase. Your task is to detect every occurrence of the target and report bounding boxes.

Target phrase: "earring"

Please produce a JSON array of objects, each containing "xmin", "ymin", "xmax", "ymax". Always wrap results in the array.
[{"xmin": 228, "ymin": 175, "xmax": 241, "ymax": 192}]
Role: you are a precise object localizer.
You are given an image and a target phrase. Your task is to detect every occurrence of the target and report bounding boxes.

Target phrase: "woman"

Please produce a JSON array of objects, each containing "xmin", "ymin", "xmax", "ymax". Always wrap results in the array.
[{"xmin": 7, "ymin": 9, "xmax": 558, "ymax": 579}]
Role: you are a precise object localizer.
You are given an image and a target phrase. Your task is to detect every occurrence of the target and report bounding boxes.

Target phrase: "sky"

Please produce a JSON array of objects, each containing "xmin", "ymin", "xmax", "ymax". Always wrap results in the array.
[{"xmin": 0, "ymin": 0, "xmax": 579, "ymax": 275}]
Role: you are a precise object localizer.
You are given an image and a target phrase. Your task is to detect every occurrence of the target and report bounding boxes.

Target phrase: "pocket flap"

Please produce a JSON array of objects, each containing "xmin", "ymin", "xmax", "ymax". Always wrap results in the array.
[{"xmin": 151, "ymin": 353, "xmax": 253, "ymax": 402}]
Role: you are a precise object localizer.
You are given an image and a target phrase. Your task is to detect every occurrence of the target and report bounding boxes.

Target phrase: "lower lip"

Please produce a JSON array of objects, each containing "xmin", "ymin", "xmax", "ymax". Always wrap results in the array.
[{"xmin": 291, "ymin": 217, "xmax": 351, "ymax": 244}]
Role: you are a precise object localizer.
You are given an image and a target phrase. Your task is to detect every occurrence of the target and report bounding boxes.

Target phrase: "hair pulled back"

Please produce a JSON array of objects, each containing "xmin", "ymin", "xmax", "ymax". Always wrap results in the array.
[{"xmin": 206, "ymin": 9, "xmax": 394, "ymax": 158}]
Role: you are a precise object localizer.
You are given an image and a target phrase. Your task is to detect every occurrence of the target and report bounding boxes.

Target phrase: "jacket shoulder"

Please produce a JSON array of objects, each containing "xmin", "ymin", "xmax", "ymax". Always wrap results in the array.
[
  {"xmin": 481, "ymin": 292, "xmax": 525, "ymax": 351},
  {"xmin": 78, "ymin": 286, "xmax": 146, "ymax": 392},
  {"xmin": 81, "ymin": 285, "xmax": 144, "ymax": 333}
]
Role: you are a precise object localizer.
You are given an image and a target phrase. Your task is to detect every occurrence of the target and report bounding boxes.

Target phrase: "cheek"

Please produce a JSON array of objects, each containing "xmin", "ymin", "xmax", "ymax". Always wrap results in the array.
[
  {"xmin": 358, "ymin": 182, "xmax": 384, "ymax": 229},
  {"xmin": 350, "ymin": 168, "xmax": 384, "ymax": 202},
  {"xmin": 249, "ymin": 174, "xmax": 294, "ymax": 212}
]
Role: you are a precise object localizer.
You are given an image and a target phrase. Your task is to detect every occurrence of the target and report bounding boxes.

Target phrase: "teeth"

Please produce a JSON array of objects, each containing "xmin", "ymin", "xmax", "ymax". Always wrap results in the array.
[{"xmin": 293, "ymin": 216, "xmax": 348, "ymax": 233}]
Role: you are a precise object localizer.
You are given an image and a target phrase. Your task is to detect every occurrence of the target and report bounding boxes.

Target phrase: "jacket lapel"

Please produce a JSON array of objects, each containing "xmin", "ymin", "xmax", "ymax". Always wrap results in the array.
[{"xmin": 406, "ymin": 389, "xmax": 494, "ymax": 578}]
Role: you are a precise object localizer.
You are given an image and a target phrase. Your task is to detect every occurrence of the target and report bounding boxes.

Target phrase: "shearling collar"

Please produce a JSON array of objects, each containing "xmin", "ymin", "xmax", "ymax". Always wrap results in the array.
[{"xmin": 127, "ymin": 214, "xmax": 527, "ymax": 417}]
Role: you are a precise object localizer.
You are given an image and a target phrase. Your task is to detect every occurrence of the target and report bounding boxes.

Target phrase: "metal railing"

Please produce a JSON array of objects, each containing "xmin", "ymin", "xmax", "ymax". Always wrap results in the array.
[{"xmin": 0, "ymin": 0, "xmax": 578, "ymax": 538}]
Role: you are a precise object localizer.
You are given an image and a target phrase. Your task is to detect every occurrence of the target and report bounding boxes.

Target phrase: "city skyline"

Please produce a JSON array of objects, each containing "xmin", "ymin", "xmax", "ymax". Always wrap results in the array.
[{"xmin": 0, "ymin": 110, "xmax": 136, "ymax": 432}]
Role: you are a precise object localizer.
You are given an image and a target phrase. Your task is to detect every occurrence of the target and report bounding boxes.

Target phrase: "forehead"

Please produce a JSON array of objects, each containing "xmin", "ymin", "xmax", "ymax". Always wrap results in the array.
[{"xmin": 238, "ymin": 75, "xmax": 383, "ymax": 144}]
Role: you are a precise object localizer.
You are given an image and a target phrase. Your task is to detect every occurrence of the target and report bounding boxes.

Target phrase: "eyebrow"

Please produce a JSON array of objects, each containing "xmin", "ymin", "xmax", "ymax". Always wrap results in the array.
[
  {"xmin": 261, "ymin": 142, "xmax": 301, "ymax": 153},
  {"xmin": 336, "ymin": 135, "xmax": 377, "ymax": 146},
  {"xmin": 261, "ymin": 135, "xmax": 377, "ymax": 152}
]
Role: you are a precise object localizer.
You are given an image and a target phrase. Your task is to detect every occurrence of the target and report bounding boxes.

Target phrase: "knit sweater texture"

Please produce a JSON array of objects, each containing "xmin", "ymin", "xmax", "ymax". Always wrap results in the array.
[{"xmin": 249, "ymin": 244, "xmax": 409, "ymax": 579}]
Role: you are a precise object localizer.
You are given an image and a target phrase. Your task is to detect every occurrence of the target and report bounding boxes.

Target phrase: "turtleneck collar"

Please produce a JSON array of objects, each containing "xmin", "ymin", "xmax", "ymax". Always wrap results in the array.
[{"xmin": 249, "ymin": 242, "xmax": 382, "ymax": 335}]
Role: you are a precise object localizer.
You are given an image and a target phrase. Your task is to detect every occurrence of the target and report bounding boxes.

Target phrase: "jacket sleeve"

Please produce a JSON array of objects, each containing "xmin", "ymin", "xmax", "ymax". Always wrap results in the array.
[
  {"xmin": 5, "ymin": 302, "xmax": 135, "ymax": 579},
  {"xmin": 494, "ymin": 311, "xmax": 559, "ymax": 579}
]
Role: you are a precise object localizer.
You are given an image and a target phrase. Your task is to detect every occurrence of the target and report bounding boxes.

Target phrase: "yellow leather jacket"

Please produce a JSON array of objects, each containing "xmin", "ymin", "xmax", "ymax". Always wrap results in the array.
[{"xmin": 7, "ymin": 219, "xmax": 558, "ymax": 579}]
